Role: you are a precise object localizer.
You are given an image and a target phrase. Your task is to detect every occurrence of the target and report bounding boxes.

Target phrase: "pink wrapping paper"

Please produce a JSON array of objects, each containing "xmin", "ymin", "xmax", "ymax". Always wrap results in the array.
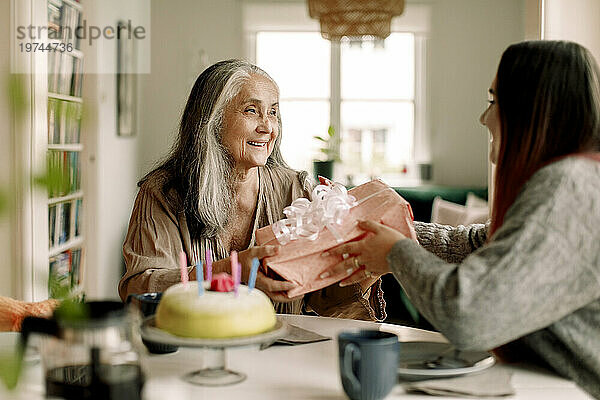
[{"xmin": 256, "ymin": 179, "xmax": 417, "ymax": 297}]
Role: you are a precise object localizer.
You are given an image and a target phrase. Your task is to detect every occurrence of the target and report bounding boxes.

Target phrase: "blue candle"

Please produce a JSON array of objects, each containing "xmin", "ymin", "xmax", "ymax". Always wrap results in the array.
[
  {"xmin": 196, "ymin": 261, "xmax": 204, "ymax": 296},
  {"xmin": 248, "ymin": 257, "xmax": 259, "ymax": 291}
]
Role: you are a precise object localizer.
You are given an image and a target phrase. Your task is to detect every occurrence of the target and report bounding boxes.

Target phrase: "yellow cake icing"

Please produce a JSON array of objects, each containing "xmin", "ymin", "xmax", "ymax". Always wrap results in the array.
[{"xmin": 155, "ymin": 281, "xmax": 276, "ymax": 339}]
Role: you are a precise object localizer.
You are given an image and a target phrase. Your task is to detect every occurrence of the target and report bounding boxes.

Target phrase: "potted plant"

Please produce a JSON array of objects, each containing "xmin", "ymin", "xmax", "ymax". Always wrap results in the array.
[{"xmin": 313, "ymin": 125, "xmax": 339, "ymax": 180}]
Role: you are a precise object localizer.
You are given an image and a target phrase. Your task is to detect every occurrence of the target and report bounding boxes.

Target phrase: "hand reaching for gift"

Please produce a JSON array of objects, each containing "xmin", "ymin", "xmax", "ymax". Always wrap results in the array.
[{"xmin": 320, "ymin": 220, "xmax": 409, "ymax": 287}]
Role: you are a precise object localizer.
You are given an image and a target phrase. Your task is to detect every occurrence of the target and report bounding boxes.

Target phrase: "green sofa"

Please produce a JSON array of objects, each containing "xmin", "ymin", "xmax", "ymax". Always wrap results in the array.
[{"xmin": 394, "ymin": 185, "xmax": 488, "ymax": 223}]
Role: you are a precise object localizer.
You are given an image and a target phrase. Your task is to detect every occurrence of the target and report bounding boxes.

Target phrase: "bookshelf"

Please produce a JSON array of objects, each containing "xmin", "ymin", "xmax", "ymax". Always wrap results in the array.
[{"xmin": 46, "ymin": 0, "xmax": 85, "ymax": 298}]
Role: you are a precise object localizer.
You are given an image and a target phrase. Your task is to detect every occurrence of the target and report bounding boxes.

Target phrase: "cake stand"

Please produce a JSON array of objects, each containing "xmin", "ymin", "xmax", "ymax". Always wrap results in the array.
[{"xmin": 140, "ymin": 316, "xmax": 288, "ymax": 386}]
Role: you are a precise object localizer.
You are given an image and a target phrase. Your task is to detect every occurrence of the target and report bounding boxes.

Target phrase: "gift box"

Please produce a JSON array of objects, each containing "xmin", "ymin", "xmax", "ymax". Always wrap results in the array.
[{"xmin": 255, "ymin": 179, "xmax": 417, "ymax": 298}]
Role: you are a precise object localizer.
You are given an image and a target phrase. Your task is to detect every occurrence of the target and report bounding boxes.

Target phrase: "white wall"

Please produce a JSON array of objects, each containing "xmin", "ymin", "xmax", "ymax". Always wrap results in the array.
[
  {"xmin": 544, "ymin": 0, "xmax": 600, "ymax": 61},
  {"xmin": 428, "ymin": 0, "xmax": 524, "ymax": 186},
  {"xmin": 0, "ymin": 0, "xmax": 13, "ymax": 297},
  {"xmin": 82, "ymin": 0, "xmax": 149, "ymax": 299},
  {"xmin": 138, "ymin": 0, "xmax": 243, "ymax": 176}
]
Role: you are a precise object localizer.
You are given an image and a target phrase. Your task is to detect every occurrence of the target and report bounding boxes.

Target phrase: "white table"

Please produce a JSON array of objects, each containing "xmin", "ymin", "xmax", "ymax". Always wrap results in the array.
[{"xmin": 5, "ymin": 315, "xmax": 593, "ymax": 399}]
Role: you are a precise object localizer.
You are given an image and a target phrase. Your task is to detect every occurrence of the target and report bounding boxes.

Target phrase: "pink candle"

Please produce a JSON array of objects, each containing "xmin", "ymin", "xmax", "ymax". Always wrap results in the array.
[
  {"xmin": 235, "ymin": 262, "xmax": 242, "ymax": 296},
  {"xmin": 205, "ymin": 249, "xmax": 212, "ymax": 282},
  {"xmin": 231, "ymin": 251, "xmax": 238, "ymax": 293},
  {"xmin": 179, "ymin": 250, "xmax": 189, "ymax": 288},
  {"xmin": 230, "ymin": 250, "xmax": 238, "ymax": 277}
]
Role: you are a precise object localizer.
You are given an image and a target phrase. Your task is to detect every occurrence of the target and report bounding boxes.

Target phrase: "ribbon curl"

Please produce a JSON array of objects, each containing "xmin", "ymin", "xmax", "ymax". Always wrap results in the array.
[{"xmin": 272, "ymin": 183, "xmax": 357, "ymax": 245}]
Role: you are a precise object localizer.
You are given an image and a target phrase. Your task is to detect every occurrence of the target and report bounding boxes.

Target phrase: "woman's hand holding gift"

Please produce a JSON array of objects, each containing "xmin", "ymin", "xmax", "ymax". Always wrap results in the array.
[
  {"xmin": 206, "ymin": 244, "xmax": 302, "ymax": 303},
  {"xmin": 320, "ymin": 220, "xmax": 408, "ymax": 287}
]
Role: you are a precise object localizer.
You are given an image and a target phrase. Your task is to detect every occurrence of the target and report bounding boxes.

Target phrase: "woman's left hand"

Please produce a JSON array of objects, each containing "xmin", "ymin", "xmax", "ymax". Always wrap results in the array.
[{"xmin": 320, "ymin": 220, "xmax": 408, "ymax": 287}]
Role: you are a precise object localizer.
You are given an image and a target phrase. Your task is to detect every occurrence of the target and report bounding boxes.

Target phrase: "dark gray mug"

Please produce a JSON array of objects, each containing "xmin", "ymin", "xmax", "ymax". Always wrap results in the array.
[
  {"xmin": 338, "ymin": 330, "xmax": 399, "ymax": 400},
  {"xmin": 127, "ymin": 292, "xmax": 178, "ymax": 354},
  {"xmin": 127, "ymin": 292, "xmax": 163, "ymax": 316}
]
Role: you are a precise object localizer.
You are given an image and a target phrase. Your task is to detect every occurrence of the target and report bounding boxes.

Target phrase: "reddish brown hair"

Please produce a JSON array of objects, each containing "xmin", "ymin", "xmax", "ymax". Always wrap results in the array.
[{"xmin": 490, "ymin": 41, "xmax": 600, "ymax": 236}]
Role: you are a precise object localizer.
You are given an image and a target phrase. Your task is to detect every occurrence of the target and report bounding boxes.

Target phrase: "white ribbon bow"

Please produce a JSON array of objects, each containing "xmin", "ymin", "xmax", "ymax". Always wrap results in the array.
[{"xmin": 271, "ymin": 183, "xmax": 357, "ymax": 245}]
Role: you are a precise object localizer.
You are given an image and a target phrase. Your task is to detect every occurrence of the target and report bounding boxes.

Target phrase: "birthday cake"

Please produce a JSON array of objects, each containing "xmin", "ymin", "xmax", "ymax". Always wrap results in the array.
[{"xmin": 155, "ymin": 273, "xmax": 276, "ymax": 339}]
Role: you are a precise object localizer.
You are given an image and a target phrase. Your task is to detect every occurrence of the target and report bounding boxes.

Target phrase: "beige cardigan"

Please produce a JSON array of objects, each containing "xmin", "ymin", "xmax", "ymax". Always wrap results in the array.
[{"xmin": 119, "ymin": 165, "xmax": 385, "ymax": 321}]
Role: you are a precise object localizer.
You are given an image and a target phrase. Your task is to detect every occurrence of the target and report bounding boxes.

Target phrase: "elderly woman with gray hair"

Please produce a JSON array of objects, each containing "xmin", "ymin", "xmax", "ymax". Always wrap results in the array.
[{"xmin": 118, "ymin": 59, "xmax": 385, "ymax": 320}]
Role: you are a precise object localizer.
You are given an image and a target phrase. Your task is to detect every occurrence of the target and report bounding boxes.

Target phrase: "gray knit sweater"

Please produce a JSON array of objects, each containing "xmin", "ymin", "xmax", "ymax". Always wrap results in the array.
[{"xmin": 389, "ymin": 157, "xmax": 600, "ymax": 399}]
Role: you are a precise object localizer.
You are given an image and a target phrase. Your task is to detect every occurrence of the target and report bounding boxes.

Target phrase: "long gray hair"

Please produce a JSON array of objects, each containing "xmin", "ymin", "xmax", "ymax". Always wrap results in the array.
[{"xmin": 141, "ymin": 59, "xmax": 288, "ymax": 238}]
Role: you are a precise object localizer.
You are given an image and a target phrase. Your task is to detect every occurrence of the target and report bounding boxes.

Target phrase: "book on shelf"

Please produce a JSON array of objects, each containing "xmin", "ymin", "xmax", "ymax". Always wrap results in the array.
[
  {"xmin": 74, "ymin": 198, "xmax": 82, "ymax": 237},
  {"xmin": 48, "ymin": 204, "xmax": 57, "ymax": 248},
  {"xmin": 47, "ymin": 0, "xmax": 85, "ymax": 97},
  {"xmin": 51, "ymin": 202, "xmax": 61, "ymax": 247},
  {"xmin": 65, "ymin": 101, "xmax": 82, "ymax": 143},
  {"xmin": 57, "ymin": 201, "xmax": 71, "ymax": 245},
  {"xmin": 47, "ymin": 151, "xmax": 59, "ymax": 197},
  {"xmin": 47, "ymin": 150, "xmax": 81, "ymax": 197},
  {"xmin": 47, "ymin": 0, "xmax": 85, "ymax": 298},
  {"xmin": 47, "ymin": 0, "xmax": 62, "ymax": 33},
  {"xmin": 68, "ymin": 152, "xmax": 80, "ymax": 193},
  {"xmin": 47, "ymin": 98, "xmax": 59, "ymax": 144},
  {"xmin": 49, "ymin": 250, "xmax": 71, "ymax": 298},
  {"xmin": 48, "ymin": 50, "xmax": 58, "ymax": 93},
  {"xmin": 49, "ymin": 247, "xmax": 83, "ymax": 298},
  {"xmin": 60, "ymin": 53, "xmax": 73, "ymax": 95},
  {"xmin": 47, "ymin": 0, "xmax": 82, "ymax": 50},
  {"xmin": 71, "ymin": 56, "xmax": 84, "ymax": 97},
  {"xmin": 70, "ymin": 248, "xmax": 82, "ymax": 287},
  {"xmin": 48, "ymin": 99, "xmax": 82, "ymax": 144},
  {"xmin": 48, "ymin": 51, "xmax": 84, "ymax": 97},
  {"xmin": 49, "ymin": 198, "xmax": 81, "ymax": 250}
]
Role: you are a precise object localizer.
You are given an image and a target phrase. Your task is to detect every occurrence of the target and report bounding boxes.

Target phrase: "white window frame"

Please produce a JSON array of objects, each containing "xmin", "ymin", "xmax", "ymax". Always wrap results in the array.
[{"xmin": 243, "ymin": 1, "xmax": 432, "ymax": 181}]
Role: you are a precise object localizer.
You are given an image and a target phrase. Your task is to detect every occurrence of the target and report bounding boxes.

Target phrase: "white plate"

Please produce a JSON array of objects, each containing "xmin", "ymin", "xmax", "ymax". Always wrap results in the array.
[
  {"xmin": 398, "ymin": 341, "xmax": 495, "ymax": 380},
  {"xmin": 140, "ymin": 316, "xmax": 288, "ymax": 348}
]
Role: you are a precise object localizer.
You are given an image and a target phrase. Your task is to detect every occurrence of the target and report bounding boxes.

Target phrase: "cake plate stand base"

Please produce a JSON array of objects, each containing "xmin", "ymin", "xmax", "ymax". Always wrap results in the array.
[
  {"xmin": 183, "ymin": 347, "xmax": 245, "ymax": 386},
  {"xmin": 140, "ymin": 317, "xmax": 288, "ymax": 387}
]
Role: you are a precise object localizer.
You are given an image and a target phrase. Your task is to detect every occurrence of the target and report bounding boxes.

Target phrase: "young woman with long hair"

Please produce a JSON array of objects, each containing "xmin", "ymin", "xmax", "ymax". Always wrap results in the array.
[{"xmin": 322, "ymin": 41, "xmax": 600, "ymax": 397}]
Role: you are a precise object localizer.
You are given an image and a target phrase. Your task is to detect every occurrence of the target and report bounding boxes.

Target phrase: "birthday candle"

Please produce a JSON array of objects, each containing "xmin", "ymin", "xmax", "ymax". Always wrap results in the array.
[
  {"xmin": 235, "ymin": 262, "xmax": 242, "ymax": 296},
  {"xmin": 248, "ymin": 257, "xmax": 259, "ymax": 291},
  {"xmin": 205, "ymin": 250, "xmax": 212, "ymax": 282},
  {"xmin": 196, "ymin": 261, "xmax": 204, "ymax": 296},
  {"xmin": 231, "ymin": 251, "xmax": 238, "ymax": 295},
  {"xmin": 230, "ymin": 250, "xmax": 238, "ymax": 274},
  {"xmin": 229, "ymin": 250, "xmax": 238, "ymax": 294},
  {"xmin": 179, "ymin": 251, "xmax": 189, "ymax": 288}
]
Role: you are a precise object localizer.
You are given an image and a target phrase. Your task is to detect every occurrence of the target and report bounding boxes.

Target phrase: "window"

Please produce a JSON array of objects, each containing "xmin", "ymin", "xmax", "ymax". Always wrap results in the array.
[
  {"xmin": 246, "ymin": 2, "xmax": 429, "ymax": 185},
  {"xmin": 340, "ymin": 33, "xmax": 414, "ymax": 180},
  {"xmin": 256, "ymin": 32, "xmax": 330, "ymax": 171}
]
